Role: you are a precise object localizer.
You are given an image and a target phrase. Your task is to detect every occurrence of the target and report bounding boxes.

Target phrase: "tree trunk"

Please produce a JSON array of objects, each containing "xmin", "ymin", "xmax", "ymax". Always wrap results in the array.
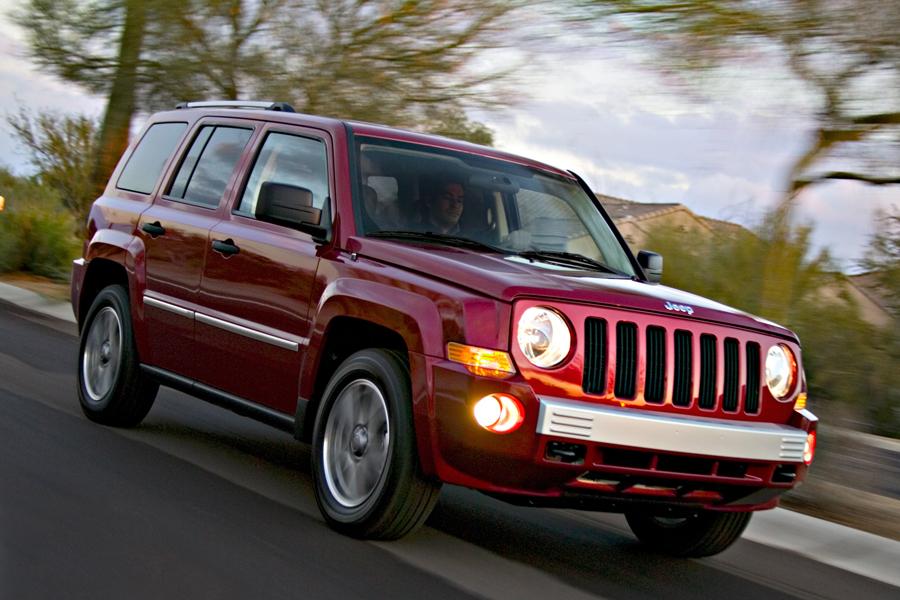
[{"xmin": 91, "ymin": 0, "xmax": 147, "ymax": 198}]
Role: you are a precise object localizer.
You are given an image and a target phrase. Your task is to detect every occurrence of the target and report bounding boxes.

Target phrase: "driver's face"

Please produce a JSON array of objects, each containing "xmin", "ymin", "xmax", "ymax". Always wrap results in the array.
[{"xmin": 430, "ymin": 182, "xmax": 465, "ymax": 228}]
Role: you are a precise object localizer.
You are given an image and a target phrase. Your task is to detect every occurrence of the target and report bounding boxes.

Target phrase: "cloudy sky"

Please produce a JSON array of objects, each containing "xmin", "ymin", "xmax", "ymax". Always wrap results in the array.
[{"xmin": 1, "ymin": 4, "xmax": 895, "ymax": 270}]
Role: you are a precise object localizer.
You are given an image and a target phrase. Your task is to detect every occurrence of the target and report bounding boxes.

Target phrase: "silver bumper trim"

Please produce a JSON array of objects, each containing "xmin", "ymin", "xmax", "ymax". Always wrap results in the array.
[{"xmin": 537, "ymin": 397, "xmax": 810, "ymax": 463}]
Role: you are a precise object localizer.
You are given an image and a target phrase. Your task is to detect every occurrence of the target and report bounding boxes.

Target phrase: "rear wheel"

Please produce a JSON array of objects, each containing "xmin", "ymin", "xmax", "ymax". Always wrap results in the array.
[
  {"xmin": 77, "ymin": 284, "xmax": 158, "ymax": 427},
  {"xmin": 625, "ymin": 510, "xmax": 752, "ymax": 557},
  {"xmin": 312, "ymin": 349, "xmax": 441, "ymax": 540}
]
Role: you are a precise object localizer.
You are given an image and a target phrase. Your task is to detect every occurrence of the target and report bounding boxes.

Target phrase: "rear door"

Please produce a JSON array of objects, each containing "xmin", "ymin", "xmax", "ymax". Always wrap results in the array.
[
  {"xmin": 137, "ymin": 120, "xmax": 256, "ymax": 377},
  {"xmin": 194, "ymin": 124, "xmax": 333, "ymax": 414}
]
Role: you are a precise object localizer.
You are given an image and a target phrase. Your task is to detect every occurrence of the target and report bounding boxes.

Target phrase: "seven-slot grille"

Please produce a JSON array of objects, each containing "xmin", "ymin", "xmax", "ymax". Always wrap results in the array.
[{"xmin": 582, "ymin": 317, "xmax": 763, "ymax": 414}]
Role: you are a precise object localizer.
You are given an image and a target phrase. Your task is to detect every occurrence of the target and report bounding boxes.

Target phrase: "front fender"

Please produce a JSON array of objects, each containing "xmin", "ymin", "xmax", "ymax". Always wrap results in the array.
[{"xmin": 300, "ymin": 277, "xmax": 444, "ymax": 391}]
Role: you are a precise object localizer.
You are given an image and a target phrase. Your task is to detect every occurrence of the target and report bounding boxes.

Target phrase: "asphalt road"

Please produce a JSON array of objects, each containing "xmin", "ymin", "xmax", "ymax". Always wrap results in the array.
[{"xmin": 1, "ymin": 302, "xmax": 897, "ymax": 600}]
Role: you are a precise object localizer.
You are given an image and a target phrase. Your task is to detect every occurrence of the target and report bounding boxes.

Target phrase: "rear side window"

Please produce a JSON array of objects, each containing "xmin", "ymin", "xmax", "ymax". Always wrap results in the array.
[
  {"xmin": 167, "ymin": 126, "xmax": 253, "ymax": 208},
  {"xmin": 117, "ymin": 122, "xmax": 187, "ymax": 194}
]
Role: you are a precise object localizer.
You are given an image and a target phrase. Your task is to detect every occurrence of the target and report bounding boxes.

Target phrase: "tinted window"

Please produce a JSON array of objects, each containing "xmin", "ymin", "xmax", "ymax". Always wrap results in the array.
[
  {"xmin": 168, "ymin": 127, "xmax": 213, "ymax": 199},
  {"xmin": 117, "ymin": 122, "xmax": 187, "ymax": 194},
  {"xmin": 355, "ymin": 138, "xmax": 636, "ymax": 276},
  {"xmin": 168, "ymin": 126, "xmax": 252, "ymax": 207},
  {"xmin": 237, "ymin": 132, "xmax": 329, "ymax": 216}
]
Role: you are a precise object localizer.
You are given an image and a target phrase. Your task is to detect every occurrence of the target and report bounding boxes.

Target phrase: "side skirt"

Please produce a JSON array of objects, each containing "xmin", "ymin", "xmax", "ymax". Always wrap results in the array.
[{"xmin": 141, "ymin": 364, "xmax": 295, "ymax": 434}]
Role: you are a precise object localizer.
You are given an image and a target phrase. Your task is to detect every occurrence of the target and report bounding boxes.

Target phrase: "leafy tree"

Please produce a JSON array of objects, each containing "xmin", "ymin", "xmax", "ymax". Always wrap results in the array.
[
  {"xmin": 7, "ymin": 109, "xmax": 98, "ymax": 229},
  {"xmin": 150, "ymin": 2, "xmax": 515, "ymax": 128},
  {"xmin": 14, "ymin": 0, "xmax": 520, "ymax": 193},
  {"xmin": 15, "ymin": 0, "xmax": 154, "ymax": 197},
  {"xmin": 570, "ymin": 0, "xmax": 900, "ymax": 196}
]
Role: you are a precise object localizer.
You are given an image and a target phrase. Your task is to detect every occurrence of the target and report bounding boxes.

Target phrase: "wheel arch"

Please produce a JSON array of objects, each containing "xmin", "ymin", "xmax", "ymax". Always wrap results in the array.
[
  {"xmin": 78, "ymin": 258, "xmax": 130, "ymax": 328},
  {"xmin": 295, "ymin": 279, "xmax": 443, "ymax": 480},
  {"xmin": 77, "ymin": 230, "xmax": 147, "ymax": 356}
]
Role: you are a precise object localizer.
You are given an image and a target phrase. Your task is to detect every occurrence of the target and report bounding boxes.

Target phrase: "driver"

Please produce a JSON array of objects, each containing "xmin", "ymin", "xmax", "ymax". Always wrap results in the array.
[{"xmin": 419, "ymin": 176, "xmax": 466, "ymax": 234}]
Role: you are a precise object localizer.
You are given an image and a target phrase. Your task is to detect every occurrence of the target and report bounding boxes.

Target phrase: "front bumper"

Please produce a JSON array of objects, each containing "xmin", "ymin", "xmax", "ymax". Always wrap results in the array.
[
  {"xmin": 537, "ymin": 396, "xmax": 810, "ymax": 463},
  {"xmin": 425, "ymin": 361, "xmax": 816, "ymax": 511}
]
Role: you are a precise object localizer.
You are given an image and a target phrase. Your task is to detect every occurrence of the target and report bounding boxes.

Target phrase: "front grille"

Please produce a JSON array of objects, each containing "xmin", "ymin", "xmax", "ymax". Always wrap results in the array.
[
  {"xmin": 614, "ymin": 322, "xmax": 637, "ymax": 399},
  {"xmin": 582, "ymin": 318, "xmax": 607, "ymax": 394},
  {"xmin": 673, "ymin": 330, "xmax": 693, "ymax": 407},
  {"xmin": 723, "ymin": 338, "xmax": 740, "ymax": 412},
  {"xmin": 745, "ymin": 342, "xmax": 761, "ymax": 414},
  {"xmin": 645, "ymin": 326, "xmax": 666, "ymax": 403},
  {"xmin": 699, "ymin": 334, "xmax": 717, "ymax": 409},
  {"xmin": 583, "ymin": 319, "xmax": 764, "ymax": 415}
]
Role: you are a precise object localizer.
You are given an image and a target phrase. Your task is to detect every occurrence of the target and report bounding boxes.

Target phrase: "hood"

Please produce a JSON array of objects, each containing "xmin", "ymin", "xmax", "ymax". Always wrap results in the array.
[{"xmin": 350, "ymin": 237, "xmax": 796, "ymax": 339}]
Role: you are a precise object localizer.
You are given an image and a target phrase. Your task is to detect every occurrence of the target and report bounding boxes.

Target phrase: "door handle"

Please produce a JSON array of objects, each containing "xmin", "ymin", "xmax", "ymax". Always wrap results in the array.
[
  {"xmin": 141, "ymin": 221, "xmax": 166, "ymax": 237},
  {"xmin": 212, "ymin": 238, "xmax": 240, "ymax": 256}
]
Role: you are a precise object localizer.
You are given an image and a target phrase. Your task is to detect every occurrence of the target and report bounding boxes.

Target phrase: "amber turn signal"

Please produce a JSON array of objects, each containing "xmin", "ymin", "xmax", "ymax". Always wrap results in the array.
[{"xmin": 447, "ymin": 342, "xmax": 515, "ymax": 378}]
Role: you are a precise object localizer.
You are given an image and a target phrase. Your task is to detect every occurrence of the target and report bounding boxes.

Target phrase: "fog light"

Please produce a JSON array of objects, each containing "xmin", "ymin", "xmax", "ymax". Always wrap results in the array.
[
  {"xmin": 803, "ymin": 431, "xmax": 816, "ymax": 465},
  {"xmin": 473, "ymin": 394, "xmax": 524, "ymax": 434}
]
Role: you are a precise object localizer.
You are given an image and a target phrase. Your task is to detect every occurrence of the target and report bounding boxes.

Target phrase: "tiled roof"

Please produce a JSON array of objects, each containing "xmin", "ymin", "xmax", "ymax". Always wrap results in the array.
[{"xmin": 595, "ymin": 194, "xmax": 681, "ymax": 221}]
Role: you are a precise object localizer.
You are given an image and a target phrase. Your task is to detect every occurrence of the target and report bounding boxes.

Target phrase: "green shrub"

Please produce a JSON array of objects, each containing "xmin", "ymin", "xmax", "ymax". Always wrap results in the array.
[{"xmin": 0, "ymin": 205, "xmax": 79, "ymax": 280}]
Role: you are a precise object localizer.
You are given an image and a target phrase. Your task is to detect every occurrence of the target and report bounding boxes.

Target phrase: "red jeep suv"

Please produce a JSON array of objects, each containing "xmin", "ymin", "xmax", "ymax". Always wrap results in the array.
[{"xmin": 71, "ymin": 101, "xmax": 817, "ymax": 557}]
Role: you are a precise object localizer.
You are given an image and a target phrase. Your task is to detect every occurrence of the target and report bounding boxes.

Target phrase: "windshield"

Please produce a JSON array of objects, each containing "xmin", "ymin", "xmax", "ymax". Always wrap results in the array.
[{"xmin": 355, "ymin": 137, "xmax": 636, "ymax": 277}]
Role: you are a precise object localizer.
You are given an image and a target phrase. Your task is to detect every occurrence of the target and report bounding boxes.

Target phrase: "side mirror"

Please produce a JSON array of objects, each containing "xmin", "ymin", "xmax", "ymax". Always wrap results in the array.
[
  {"xmin": 637, "ymin": 250, "xmax": 663, "ymax": 284},
  {"xmin": 257, "ymin": 181, "xmax": 327, "ymax": 241}
]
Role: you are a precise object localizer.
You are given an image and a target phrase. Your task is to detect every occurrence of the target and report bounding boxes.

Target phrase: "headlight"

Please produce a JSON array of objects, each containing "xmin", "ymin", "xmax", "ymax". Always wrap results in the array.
[
  {"xmin": 517, "ymin": 306, "xmax": 572, "ymax": 368},
  {"xmin": 765, "ymin": 344, "xmax": 797, "ymax": 399}
]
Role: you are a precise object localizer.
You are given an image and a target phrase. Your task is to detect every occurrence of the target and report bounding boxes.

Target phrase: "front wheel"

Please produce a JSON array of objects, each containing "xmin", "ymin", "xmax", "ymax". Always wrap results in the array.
[
  {"xmin": 625, "ymin": 510, "xmax": 752, "ymax": 557},
  {"xmin": 311, "ymin": 349, "xmax": 441, "ymax": 540},
  {"xmin": 77, "ymin": 284, "xmax": 158, "ymax": 427}
]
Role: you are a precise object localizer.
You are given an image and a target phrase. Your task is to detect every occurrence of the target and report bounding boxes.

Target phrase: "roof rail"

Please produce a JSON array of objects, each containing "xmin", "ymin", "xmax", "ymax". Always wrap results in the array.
[{"xmin": 175, "ymin": 100, "xmax": 296, "ymax": 113}]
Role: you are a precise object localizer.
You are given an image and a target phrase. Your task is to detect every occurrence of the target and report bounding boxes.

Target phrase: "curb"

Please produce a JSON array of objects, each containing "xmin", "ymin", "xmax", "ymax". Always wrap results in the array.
[
  {"xmin": 744, "ymin": 508, "xmax": 900, "ymax": 587},
  {"xmin": 0, "ymin": 281, "xmax": 76, "ymax": 323}
]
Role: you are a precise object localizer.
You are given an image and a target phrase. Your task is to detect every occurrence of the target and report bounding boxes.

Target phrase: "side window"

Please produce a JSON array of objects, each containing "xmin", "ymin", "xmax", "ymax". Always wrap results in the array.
[
  {"xmin": 167, "ymin": 126, "xmax": 252, "ymax": 208},
  {"xmin": 117, "ymin": 122, "xmax": 187, "ymax": 194},
  {"xmin": 236, "ymin": 132, "xmax": 329, "ymax": 217}
]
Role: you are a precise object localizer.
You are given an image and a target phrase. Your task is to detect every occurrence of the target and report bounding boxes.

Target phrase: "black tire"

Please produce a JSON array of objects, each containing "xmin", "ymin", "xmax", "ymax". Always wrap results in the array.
[
  {"xmin": 625, "ymin": 510, "xmax": 752, "ymax": 557},
  {"xmin": 77, "ymin": 284, "xmax": 158, "ymax": 427},
  {"xmin": 311, "ymin": 349, "xmax": 441, "ymax": 540}
]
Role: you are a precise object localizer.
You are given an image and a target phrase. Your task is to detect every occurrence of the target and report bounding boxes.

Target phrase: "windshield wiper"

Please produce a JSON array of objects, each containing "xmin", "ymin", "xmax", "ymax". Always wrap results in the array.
[
  {"xmin": 516, "ymin": 250, "xmax": 625, "ymax": 275},
  {"xmin": 367, "ymin": 230, "xmax": 506, "ymax": 254}
]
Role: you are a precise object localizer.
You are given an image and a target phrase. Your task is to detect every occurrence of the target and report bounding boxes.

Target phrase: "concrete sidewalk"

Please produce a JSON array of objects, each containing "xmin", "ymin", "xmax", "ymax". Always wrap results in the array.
[
  {"xmin": 0, "ymin": 281, "xmax": 76, "ymax": 323},
  {"xmin": 1, "ymin": 279, "xmax": 898, "ymax": 588}
]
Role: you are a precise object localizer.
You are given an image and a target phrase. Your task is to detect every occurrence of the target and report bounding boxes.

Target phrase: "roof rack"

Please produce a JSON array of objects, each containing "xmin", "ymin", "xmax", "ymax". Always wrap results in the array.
[{"xmin": 174, "ymin": 100, "xmax": 296, "ymax": 113}]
